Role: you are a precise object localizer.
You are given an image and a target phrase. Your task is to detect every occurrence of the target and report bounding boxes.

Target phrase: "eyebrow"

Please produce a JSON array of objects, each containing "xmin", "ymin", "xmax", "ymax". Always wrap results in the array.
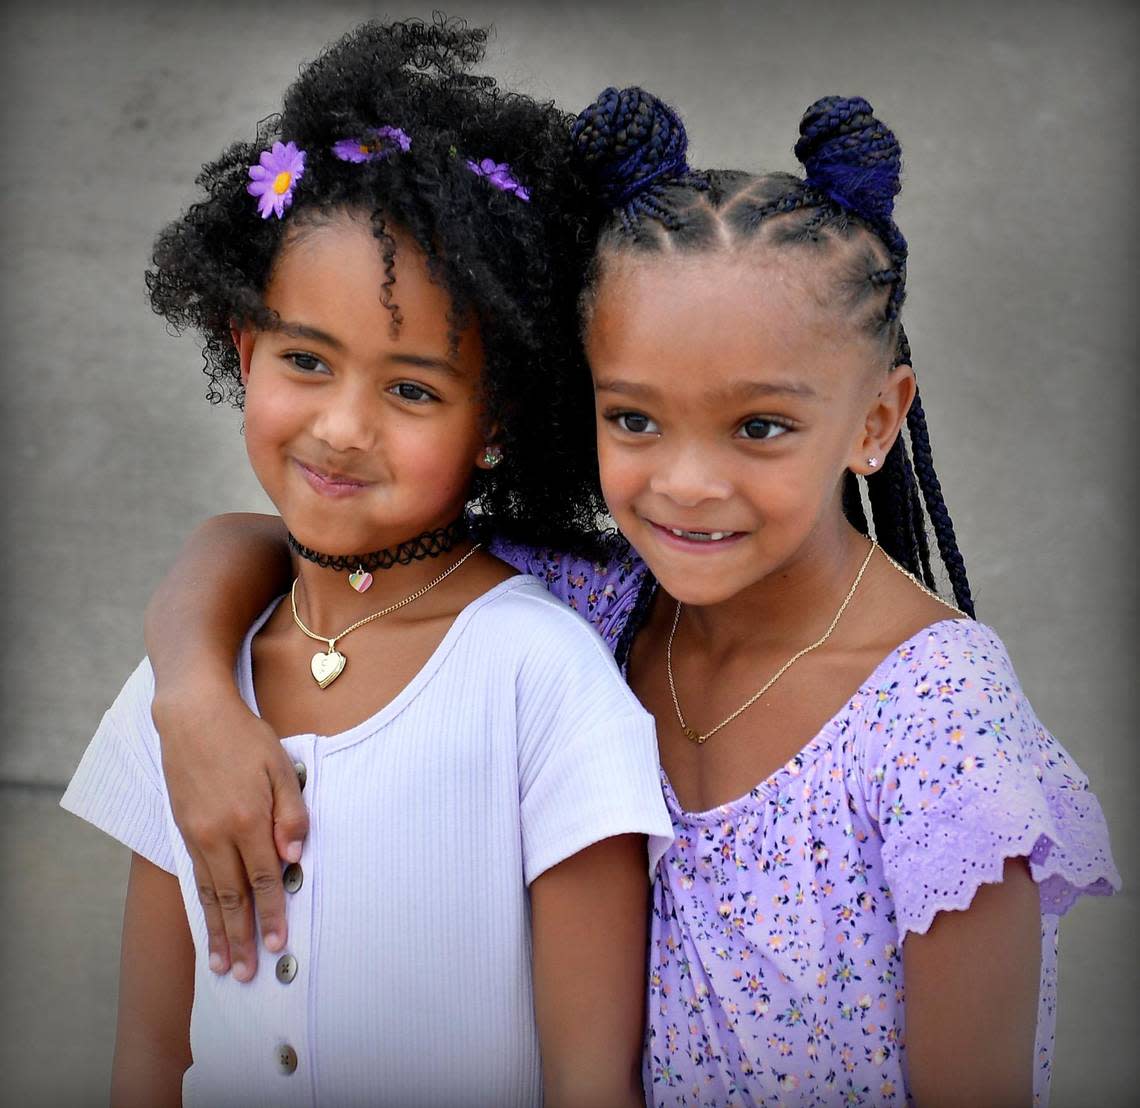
[
  {"xmin": 269, "ymin": 319, "xmax": 462, "ymax": 376},
  {"xmin": 594, "ymin": 378, "xmax": 821, "ymax": 401},
  {"xmin": 270, "ymin": 319, "xmax": 345, "ymax": 351},
  {"xmin": 387, "ymin": 353, "xmax": 464, "ymax": 378}
]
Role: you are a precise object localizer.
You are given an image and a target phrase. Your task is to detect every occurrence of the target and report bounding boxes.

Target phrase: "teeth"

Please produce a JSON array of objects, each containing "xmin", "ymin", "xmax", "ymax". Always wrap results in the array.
[{"xmin": 668, "ymin": 528, "xmax": 733, "ymax": 542}]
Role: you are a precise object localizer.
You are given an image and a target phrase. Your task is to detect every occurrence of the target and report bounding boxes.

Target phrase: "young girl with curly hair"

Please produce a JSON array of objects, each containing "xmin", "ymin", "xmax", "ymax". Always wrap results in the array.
[
  {"xmin": 119, "ymin": 81, "xmax": 1117, "ymax": 1108},
  {"xmin": 61, "ymin": 21, "xmax": 672, "ymax": 1107}
]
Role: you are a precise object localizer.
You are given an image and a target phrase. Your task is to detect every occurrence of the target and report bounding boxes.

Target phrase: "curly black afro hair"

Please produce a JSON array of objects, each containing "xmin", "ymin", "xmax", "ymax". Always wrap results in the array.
[{"xmin": 146, "ymin": 17, "xmax": 608, "ymax": 552}]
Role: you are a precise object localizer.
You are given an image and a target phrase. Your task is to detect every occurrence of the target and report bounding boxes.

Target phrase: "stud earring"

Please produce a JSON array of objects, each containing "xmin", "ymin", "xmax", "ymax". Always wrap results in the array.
[
  {"xmin": 482, "ymin": 444, "xmax": 503, "ymax": 468},
  {"xmin": 867, "ymin": 456, "xmax": 879, "ymax": 469}
]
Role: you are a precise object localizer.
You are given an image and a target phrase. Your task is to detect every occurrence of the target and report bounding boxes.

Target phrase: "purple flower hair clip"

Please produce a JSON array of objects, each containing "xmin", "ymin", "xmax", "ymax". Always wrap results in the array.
[
  {"xmin": 331, "ymin": 125, "xmax": 412, "ymax": 164},
  {"xmin": 247, "ymin": 141, "xmax": 306, "ymax": 220},
  {"xmin": 465, "ymin": 157, "xmax": 530, "ymax": 202}
]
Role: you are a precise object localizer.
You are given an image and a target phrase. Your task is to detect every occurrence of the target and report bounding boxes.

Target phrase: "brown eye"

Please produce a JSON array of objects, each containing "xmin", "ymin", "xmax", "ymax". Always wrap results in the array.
[
  {"xmin": 391, "ymin": 382, "xmax": 436, "ymax": 402},
  {"xmin": 611, "ymin": 412, "xmax": 658, "ymax": 434},
  {"xmin": 287, "ymin": 352, "xmax": 327, "ymax": 374},
  {"xmin": 739, "ymin": 418, "xmax": 789, "ymax": 441}
]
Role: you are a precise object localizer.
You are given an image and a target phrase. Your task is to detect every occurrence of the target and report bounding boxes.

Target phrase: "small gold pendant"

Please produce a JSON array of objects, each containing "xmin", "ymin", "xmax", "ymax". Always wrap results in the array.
[
  {"xmin": 310, "ymin": 649, "xmax": 346, "ymax": 689},
  {"xmin": 683, "ymin": 725, "xmax": 705, "ymax": 745}
]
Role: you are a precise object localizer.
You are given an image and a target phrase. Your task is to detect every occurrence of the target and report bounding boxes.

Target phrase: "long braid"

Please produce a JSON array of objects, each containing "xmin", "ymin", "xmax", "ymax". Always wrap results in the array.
[
  {"xmin": 907, "ymin": 389, "xmax": 974, "ymax": 615},
  {"xmin": 842, "ymin": 471, "xmax": 869, "ymax": 535},
  {"xmin": 868, "ymin": 439, "xmax": 914, "ymax": 572},
  {"xmin": 889, "ymin": 330, "xmax": 936, "ymax": 588}
]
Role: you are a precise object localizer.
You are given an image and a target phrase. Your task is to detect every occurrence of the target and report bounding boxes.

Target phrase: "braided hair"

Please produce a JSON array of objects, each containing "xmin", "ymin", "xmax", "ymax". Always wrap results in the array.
[
  {"xmin": 145, "ymin": 18, "xmax": 606, "ymax": 554},
  {"xmin": 573, "ymin": 89, "xmax": 975, "ymax": 616}
]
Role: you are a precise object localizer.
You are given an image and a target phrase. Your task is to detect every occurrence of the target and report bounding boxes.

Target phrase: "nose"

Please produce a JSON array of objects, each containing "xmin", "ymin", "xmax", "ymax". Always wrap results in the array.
[
  {"xmin": 648, "ymin": 442, "xmax": 732, "ymax": 507},
  {"xmin": 309, "ymin": 379, "xmax": 377, "ymax": 455}
]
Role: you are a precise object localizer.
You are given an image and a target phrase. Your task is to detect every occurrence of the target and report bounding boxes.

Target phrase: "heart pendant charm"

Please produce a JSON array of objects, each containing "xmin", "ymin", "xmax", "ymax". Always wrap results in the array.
[
  {"xmin": 348, "ymin": 569, "xmax": 373, "ymax": 593},
  {"xmin": 311, "ymin": 649, "xmax": 346, "ymax": 689}
]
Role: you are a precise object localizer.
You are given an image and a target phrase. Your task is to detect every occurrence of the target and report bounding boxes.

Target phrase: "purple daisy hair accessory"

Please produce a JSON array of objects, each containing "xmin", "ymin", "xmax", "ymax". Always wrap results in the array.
[
  {"xmin": 331, "ymin": 125, "xmax": 412, "ymax": 164},
  {"xmin": 247, "ymin": 141, "xmax": 306, "ymax": 220},
  {"xmin": 465, "ymin": 157, "xmax": 530, "ymax": 202}
]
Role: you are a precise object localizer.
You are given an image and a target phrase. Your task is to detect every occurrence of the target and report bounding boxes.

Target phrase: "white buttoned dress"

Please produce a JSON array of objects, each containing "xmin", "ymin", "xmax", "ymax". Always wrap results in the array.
[{"xmin": 63, "ymin": 576, "xmax": 673, "ymax": 1106}]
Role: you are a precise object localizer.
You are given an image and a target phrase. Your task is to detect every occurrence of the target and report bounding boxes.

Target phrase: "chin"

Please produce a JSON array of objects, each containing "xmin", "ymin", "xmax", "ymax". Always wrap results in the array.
[
  {"xmin": 284, "ymin": 518, "xmax": 376, "ymax": 557},
  {"xmin": 652, "ymin": 568, "xmax": 757, "ymax": 608}
]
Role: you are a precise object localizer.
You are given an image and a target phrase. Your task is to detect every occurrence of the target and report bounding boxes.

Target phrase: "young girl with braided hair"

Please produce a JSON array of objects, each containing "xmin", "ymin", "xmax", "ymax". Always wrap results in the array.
[
  {"xmin": 136, "ymin": 85, "xmax": 1116, "ymax": 1105},
  {"xmin": 60, "ymin": 22, "xmax": 674, "ymax": 1107}
]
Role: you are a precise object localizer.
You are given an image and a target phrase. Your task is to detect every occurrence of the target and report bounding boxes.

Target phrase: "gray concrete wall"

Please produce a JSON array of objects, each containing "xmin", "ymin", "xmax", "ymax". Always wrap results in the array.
[{"xmin": 2, "ymin": 1, "xmax": 1135, "ymax": 1104}]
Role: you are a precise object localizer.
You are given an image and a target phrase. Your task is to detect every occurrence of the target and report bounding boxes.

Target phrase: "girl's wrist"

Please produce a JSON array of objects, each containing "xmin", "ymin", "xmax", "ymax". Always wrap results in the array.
[{"xmin": 151, "ymin": 659, "xmax": 244, "ymax": 735}]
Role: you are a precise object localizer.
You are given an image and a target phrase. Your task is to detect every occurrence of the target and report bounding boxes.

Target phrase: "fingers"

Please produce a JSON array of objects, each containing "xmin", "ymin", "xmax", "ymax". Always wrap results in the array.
[
  {"xmin": 244, "ymin": 832, "xmax": 291, "ymax": 957},
  {"xmin": 271, "ymin": 754, "xmax": 310, "ymax": 866},
  {"xmin": 189, "ymin": 804, "xmax": 294, "ymax": 977},
  {"xmin": 200, "ymin": 838, "xmax": 261, "ymax": 982},
  {"xmin": 188, "ymin": 846, "xmax": 230, "ymax": 975}
]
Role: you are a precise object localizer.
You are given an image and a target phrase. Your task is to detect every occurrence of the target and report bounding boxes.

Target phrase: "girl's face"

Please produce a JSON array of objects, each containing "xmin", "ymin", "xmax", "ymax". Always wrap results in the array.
[
  {"xmin": 237, "ymin": 212, "xmax": 489, "ymax": 556},
  {"xmin": 587, "ymin": 250, "xmax": 913, "ymax": 607}
]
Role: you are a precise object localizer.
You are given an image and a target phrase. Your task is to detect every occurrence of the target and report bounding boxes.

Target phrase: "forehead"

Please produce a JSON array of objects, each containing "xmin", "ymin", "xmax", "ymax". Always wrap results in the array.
[
  {"xmin": 264, "ymin": 212, "xmax": 478, "ymax": 362},
  {"xmin": 587, "ymin": 249, "xmax": 869, "ymax": 376}
]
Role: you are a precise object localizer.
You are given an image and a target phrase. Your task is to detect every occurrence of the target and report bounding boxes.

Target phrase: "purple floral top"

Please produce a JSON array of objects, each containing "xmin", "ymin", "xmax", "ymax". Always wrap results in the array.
[{"xmin": 491, "ymin": 538, "xmax": 1120, "ymax": 1107}]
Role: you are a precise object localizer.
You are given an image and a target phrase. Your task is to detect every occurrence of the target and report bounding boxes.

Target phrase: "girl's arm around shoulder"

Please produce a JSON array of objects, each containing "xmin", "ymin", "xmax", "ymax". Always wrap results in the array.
[
  {"xmin": 145, "ymin": 511, "xmax": 305, "ymax": 982},
  {"xmin": 530, "ymin": 833, "xmax": 649, "ymax": 1108},
  {"xmin": 112, "ymin": 853, "xmax": 195, "ymax": 1107}
]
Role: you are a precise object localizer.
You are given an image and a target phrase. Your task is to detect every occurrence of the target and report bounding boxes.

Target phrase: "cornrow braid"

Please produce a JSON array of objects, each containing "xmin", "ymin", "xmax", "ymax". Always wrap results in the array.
[
  {"xmin": 573, "ymin": 89, "xmax": 975, "ymax": 615},
  {"xmin": 795, "ymin": 95, "xmax": 908, "ymax": 320}
]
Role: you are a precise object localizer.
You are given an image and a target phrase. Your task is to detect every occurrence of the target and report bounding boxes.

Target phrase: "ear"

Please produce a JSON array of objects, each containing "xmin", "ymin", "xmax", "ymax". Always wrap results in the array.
[
  {"xmin": 848, "ymin": 362, "xmax": 916, "ymax": 475},
  {"xmin": 473, "ymin": 420, "xmax": 503, "ymax": 471},
  {"xmin": 233, "ymin": 326, "xmax": 255, "ymax": 387}
]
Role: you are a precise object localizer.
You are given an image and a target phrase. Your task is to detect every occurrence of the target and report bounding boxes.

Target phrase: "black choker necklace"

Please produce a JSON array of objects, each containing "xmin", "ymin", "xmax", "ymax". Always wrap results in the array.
[{"xmin": 288, "ymin": 517, "xmax": 469, "ymax": 593}]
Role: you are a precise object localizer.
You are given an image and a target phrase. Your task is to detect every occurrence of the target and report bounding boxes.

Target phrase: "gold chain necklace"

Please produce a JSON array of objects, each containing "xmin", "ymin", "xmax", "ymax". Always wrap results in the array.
[
  {"xmin": 291, "ymin": 543, "xmax": 483, "ymax": 688},
  {"xmin": 666, "ymin": 540, "xmax": 877, "ymax": 745}
]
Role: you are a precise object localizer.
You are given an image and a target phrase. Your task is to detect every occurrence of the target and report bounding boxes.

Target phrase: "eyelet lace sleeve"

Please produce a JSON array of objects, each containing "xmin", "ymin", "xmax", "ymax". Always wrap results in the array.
[{"xmin": 858, "ymin": 620, "xmax": 1119, "ymax": 939}]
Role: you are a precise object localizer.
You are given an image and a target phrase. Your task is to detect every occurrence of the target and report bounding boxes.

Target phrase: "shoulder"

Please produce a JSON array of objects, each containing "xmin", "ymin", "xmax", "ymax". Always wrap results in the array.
[
  {"xmin": 471, "ymin": 577, "xmax": 625, "ymax": 669},
  {"xmin": 487, "ymin": 533, "xmax": 650, "ymax": 650},
  {"xmin": 856, "ymin": 618, "xmax": 1022, "ymax": 720},
  {"xmin": 848, "ymin": 615, "xmax": 1083, "ymax": 814},
  {"xmin": 852, "ymin": 620, "xmax": 1121, "ymax": 931},
  {"xmin": 849, "ymin": 618, "xmax": 1045, "ymax": 797},
  {"xmin": 471, "ymin": 577, "xmax": 648, "ymax": 721}
]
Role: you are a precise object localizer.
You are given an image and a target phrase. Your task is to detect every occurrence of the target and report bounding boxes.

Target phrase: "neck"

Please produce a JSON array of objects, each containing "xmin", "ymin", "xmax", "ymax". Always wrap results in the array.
[
  {"xmin": 291, "ymin": 541, "xmax": 476, "ymax": 636},
  {"xmin": 677, "ymin": 517, "xmax": 871, "ymax": 659}
]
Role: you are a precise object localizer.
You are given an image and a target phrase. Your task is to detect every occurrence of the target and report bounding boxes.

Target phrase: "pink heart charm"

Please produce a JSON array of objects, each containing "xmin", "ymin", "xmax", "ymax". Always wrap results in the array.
[{"xmin": 348, "ymin": 569, "xmax": 373, "ymax": 593}]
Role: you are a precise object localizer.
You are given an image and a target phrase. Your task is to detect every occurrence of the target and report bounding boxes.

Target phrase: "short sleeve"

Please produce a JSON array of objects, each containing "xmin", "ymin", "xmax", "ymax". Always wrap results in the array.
[
  {"xmin": 857, "ymin": 621, "xmax": 1120, "ymax": 939},
  {"xmin": 508, "ymin": 591, "xmax": 673, "ymax": 884},
  {"xmin": 488, "ymin": 535, "xmax": 649, "ymax": 653},
  {"xmin": 60, "ymin": 659, "xmax": 177, "ymax": 874}
]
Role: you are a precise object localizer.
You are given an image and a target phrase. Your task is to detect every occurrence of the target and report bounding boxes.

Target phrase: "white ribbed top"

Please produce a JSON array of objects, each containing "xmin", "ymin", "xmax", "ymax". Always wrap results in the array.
[{"xmin": 62, "ymin": 576, "xmax": 672, "ymax": 1107}]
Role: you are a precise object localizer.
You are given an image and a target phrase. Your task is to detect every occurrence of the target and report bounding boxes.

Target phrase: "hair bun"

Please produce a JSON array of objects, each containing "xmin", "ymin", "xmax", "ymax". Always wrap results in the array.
[
  {"xmin": 571, "ymin": 86, "xmax": 690, "ymax": 208},
  {"xmin": 793, "ymin": 95, "xmax": 901, "ymax": 228}
]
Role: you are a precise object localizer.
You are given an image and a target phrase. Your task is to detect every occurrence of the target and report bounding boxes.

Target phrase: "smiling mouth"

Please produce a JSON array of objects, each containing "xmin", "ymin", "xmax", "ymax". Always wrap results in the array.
[
  {"xmin": 294, "ymin": 459, "xmax": 372, "ymax": 493},
  {"xmin": 668, "ymin": 527, "xmax": 735, "ymax": 542},
  {"xmin": 648, "ymin": 520, "xmax": 744, "ymax": 544}
]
